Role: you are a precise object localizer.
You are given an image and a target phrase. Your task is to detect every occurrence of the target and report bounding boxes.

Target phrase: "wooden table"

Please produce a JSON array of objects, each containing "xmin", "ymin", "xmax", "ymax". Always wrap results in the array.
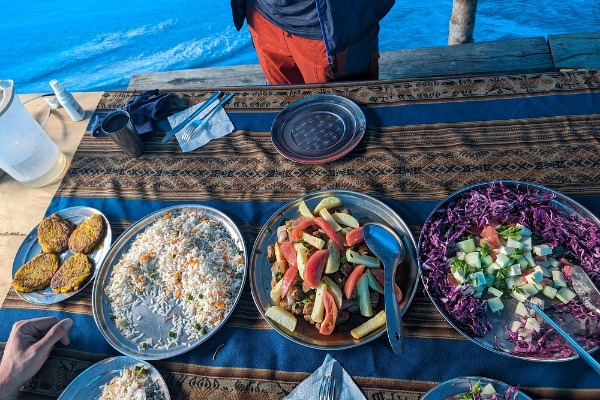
[{"xmin": 0, "ymin": 92, "xmax": 102, "ymax": 305}]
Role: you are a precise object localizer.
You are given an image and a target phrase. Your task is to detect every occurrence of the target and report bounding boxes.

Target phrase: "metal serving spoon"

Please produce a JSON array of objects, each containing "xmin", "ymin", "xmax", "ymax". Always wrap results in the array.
[{"xmin": 363, "ymin": 222, "xmax": 406, "ymax": 355}]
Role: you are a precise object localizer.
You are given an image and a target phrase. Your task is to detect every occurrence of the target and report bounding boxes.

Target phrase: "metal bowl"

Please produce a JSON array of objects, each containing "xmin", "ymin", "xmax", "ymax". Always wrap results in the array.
[
  {"xmin": 92, "ymin": 204, "xmax": 247, "ymax": 360},
  {"xmin": 419, "ymin": 180, "xmax": 600, "ymax": 361},
  {"xmin": 421, "ymin": 376, "xmax": 531, "ymax": 400},
  {"xmin": 250, "ymin": 190, "xmax": 419, "ymax": 350}
]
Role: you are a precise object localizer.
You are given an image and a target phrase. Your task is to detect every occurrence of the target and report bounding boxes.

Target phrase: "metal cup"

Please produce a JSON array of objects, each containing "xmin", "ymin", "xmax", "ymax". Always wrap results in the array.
[{"xmin": 101, "ymin": 110, "xmax": 144, "ymax": 157}]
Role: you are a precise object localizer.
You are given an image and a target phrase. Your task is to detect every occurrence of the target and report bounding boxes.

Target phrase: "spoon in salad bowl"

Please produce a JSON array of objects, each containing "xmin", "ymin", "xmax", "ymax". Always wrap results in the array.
[{"xmin": 363, "ymin": 222, "xmax": 406, "ymax": 355}]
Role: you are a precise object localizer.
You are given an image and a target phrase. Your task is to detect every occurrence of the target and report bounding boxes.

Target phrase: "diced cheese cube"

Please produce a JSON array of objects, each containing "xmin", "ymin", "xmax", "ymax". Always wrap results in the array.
[
  {"xmin": 520, "ymin": 236, "xmax": 532, "ymax": 250},
  {"xmin": 534, "ymin": 265, "xmax": 551, "ymax": 277},
  {"xmin": 515, "ymin": 301, "xmax": 528, "ymax": 317},
  {"xmin": 487, "ymin": 297, "xmax": 504, "ymax": 313},
  {"xmin": 533, "ymin": 244, "xmax": 553, "ymax": 256},
  {"xmin": 456, "ymin": 239, "xmax": 476, "ymax": 253},
  {"xmin": 521, "ymin": 283, "xmax": 539, "ymax": 296},
  {"xmin": 495, "ymin": 253, "xmax": 512, "ymax": 268},
  {"xmin": 511, "ymin": 290, "xmax": 529, "ymax": 303},
  {"xmin": 556, "ymin": 287, "xmax": 577, "ymax": 304},
  {"xmin": 507, "ymin": 238, "xmax": 525, "ymax": 249},
  {"xmin": 508, "ymin": 264, "xmax": 522, "ymax": 276},
  {"xmin": 552, "ymin": 270, "xmax": 567, "ymax": 287},
  {"xmin": 542, "ymin": 285, "xmax": 558, "ymax": 299},
  {"xmin": 510, "ymin": 320, "xmax": 523, "ymax": 332},
  {"xmin": 525, "ymin": 317, "xmax": 541, "ymax": 332},
  {"xmin": 487, "ymin": 286, "xmax": 504, "ymax": 297},
  {"xmin": 525, "ymin": 270, "xmax": 543, "ymax": 283},
  {"xmin": 465, "ymin": 252, "xmax": 482, "ymax": 269},
  {"xmin": 516, "ymin": 223, "xmax": 532, "ymax": 237}
]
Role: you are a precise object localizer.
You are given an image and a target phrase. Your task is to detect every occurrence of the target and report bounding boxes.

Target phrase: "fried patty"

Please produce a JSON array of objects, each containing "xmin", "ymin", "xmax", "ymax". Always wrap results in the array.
[
  {"xmin": 51, "ymin": 253, "xmax": 93, "ymax": 293},
  {"xmin": 13, "ymin": 253, "xmax": 60, "ymax": 292},
  {"xmin": 38, "ymin": 214, "xmax": 74, "ymax": 253},
  {"xmin": 68, "ymin": 214, "xmax": 105, "ymax": 253}
]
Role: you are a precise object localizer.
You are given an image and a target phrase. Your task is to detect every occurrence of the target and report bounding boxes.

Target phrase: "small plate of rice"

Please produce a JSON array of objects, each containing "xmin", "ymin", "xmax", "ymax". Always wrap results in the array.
[
  {"xmin": 92, "ymin": 205, "xmax": 246, "ymax": 360},
  {"xmin": 58, "ymin": 356, "xmax": 169, "ymax": 399}
]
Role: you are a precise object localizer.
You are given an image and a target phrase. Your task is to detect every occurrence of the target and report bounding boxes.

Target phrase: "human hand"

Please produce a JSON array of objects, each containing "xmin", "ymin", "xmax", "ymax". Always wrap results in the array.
[{"xmin": 0, "ymin": 317, "xmax": 73, "ymax": 400}]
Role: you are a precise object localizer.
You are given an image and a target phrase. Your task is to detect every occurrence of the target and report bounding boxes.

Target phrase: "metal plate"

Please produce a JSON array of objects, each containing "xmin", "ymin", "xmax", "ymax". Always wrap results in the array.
[
  {"xmin": 58, "ymin": 356, "xmax": 170, "ymax": 400},
  {"xmin": 271, "ymin": 94, "xmax": 366, "ymax": 164},
  {"xmin": 250, "ymin": 190, "xmax": 420, "ymax": 350},
  {"xmin": 419, "ymin": 180, "xmax": 600, "ymax": 361},
  {"xmin": 92, "ymin": 204, "xmax": 247, "ymax": 360},
  {"xmin": 12, "ymin": 206, "xmax": 112, "ymax": 304},
  {"xmin": 421, "ymin": 376, "xmax": 531, "ymax": 400}
]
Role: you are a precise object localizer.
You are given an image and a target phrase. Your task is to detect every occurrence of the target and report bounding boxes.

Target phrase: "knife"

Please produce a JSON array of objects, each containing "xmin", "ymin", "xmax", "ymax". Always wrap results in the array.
[
  {"xmin": 162, "ymin": 91, "xmax": 221, "ymax": 144},
  {"xmin": 571, "ymin": 265, "xmax": 600, "ymax": 316}
]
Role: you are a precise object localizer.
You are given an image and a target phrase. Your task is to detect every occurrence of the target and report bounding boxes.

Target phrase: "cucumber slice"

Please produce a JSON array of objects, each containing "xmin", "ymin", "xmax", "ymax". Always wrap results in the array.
[
  {"xmin": 456, "ymin": 238, "xmax": 476, "ymax": 253},
  {"xmin": 265, "ymin": 306, "xmax": 297, "ymax": 332}
]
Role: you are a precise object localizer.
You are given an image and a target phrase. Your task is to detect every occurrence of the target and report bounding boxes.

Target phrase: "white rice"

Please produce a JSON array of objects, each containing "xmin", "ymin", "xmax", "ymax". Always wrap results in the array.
[
  {"xmin": 99, "ymin": 364, "xmax": 164, "ymax": 400},
  {"xmin": 104, "ymin": 211, "xmax": 244, "ymax": 350}
]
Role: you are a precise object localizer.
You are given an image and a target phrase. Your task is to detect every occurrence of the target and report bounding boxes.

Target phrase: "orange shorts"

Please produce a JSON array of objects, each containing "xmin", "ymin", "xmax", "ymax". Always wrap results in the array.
[{"xmin": 246, "ymin": 7, "xmax": 379, "ymax": 84}]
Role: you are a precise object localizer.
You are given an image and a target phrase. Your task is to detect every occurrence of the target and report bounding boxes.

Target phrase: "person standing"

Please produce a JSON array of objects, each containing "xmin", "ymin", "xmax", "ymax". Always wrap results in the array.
[{"xmin": 231, "ymin": 0, "xmax": 395, "ymax": 84}]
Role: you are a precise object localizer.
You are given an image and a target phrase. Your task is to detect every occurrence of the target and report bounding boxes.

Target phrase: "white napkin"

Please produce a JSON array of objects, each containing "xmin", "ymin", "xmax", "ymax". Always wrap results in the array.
[
  {"xmin": 167, "ymin": 97, "xmax": 234, "ymax": 153},
  {"xmin": 284, "ymin": 354, "xmax": 366, "ymax": 400}
]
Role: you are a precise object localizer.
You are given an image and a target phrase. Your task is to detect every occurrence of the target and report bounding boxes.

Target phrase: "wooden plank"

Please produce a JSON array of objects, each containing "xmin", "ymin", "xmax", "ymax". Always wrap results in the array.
[
  {"xmin": 548, "ymin": 32, "xmax": 600, "ymax": 69},
  {"xmin": 379, "ymin": 37, "xmax": 553, "ymax": 79},
  {"xmin": 128, "ymin": 37, "xmax": 555, "ymax": 90}
]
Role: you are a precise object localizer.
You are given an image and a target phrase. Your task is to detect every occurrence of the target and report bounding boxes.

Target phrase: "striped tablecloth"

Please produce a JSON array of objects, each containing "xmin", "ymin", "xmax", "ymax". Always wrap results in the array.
[{"xmin": 2, "ymin": 70, "xmax": 599, "ymax": 399}]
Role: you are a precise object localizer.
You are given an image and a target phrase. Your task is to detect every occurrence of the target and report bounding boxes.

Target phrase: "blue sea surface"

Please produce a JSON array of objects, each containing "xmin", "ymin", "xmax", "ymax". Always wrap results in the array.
[{"xmin": 2, "ymin": 0, "xmax": 599, "ymax": 94}]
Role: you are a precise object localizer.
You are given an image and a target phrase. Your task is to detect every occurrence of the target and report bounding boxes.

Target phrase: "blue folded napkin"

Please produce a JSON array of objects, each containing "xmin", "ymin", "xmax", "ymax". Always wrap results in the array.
[{"xmin": 90, "ymin": 89, "xmax": 173, "ymax": 137}]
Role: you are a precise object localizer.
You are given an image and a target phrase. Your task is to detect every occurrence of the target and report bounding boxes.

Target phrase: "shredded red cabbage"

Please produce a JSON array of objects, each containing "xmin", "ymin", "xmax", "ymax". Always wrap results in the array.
[{"xmin": 420, "ymin": 182, "xmax": 600, "ymax": 358}]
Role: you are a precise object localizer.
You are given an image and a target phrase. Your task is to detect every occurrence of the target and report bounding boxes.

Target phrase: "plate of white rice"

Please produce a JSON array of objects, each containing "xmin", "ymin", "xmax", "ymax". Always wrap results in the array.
[
  {"xmin": 58, "ymin": 356, "xmax": 169, "ymax": 399},
  {"xmin": 92, "ymin": 205, "xmax": 246, "ymax": 360}
]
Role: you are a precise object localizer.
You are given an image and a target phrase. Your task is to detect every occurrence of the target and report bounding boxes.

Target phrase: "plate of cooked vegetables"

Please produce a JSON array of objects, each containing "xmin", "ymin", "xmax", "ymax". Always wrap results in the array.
[
  {"xmin": 12, "ymin": 206, "xmax": 111, "ymax": 304},
  {"xmin": 250, "ymin": 190, "xmax": 419, "ymax": 350},
  {"xmin": 58, "ymin": 356, "xmax": 169, "ymax": 400},
  {"xmin": 419, "ymin": 180, "xmax": 600, "ymax": 361},
  {"xmin": 421, "ymin": 376, "xmax": 529, "ymax": 400}
]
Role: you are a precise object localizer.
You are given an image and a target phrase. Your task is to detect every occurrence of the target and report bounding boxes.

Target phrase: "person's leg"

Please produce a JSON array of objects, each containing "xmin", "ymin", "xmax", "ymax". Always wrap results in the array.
[{"xmin": 246, "ymin": 7, "xmax": 304, "ymax": 84}]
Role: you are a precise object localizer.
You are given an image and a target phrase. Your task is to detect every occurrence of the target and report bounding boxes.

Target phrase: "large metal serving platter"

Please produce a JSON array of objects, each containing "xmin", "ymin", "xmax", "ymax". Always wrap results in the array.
[
  {"xmin": 250, "ymin": 189, "xmax": 420, "ymax": 350},
  {"xmin": 12, "ymin": 206, "xmax": 112, "ymax": 304},
  {"xmin": 421, "ymin": 376, "xmax": 531, "ymax": 400},
  {"xmin": 419, "ymin": 180, "xmax": 600, "ymax": 362},
  {"xmin": 92, "ymin": 204, "xmax": 247, "ymax": 360},
  {"xmin": 58, "ymin": 356, "xmax": 170, "ymax": 399}
]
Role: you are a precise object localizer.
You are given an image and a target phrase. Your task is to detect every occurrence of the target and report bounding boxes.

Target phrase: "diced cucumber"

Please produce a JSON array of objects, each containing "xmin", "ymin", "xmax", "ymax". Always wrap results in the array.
[
  {"xmin": 531, "ymin": 281, "xmax": 544, "ymax": 291},
  {"xmin": 534, "ymin": 265, "xmax": 550, "ymax": 277},
  {"xmin": 525, "ymin": 270, "xmax": 543, "ymax": 283},
  {"xmin": 452, "ymin": 270, "xmax": 465, "ymax": 284},
  {"xmin": 366, "ymin": 268, "xmax": 384, "ymax": 294},
  {"xmin": 505, "ymin": 276, "xmax": 522, "ymax": 288},
  {"xmin": 529, "ymin": 296, "xmax": 545, "ymax": 309},
  {"xmin": 469, "ymin": 271, "xmax": 487, "ymax": 288},
  {"xmin": 507, "ymin": 238, "xmax": 525, "ymax": 249},
  {"xmin": 524, "ymin": 251, "xmax": 535, "ymax": 267},
  {"xmin": 516, "ymin": 223, "xmax": 532, "ymax": 237},
  {"xmin": 487, "ymin": 297, "xmax": 504, "ymax": 313},
  {"xmin": 485, "ymin": 263, "xmax": 500, "ymax": 275},
  {"xmin": 511, "ymin": 290, "xmax": 529, "ymax": 303},
  {"xmin": 301, "ymin": 232, "xmax": 326, "ymax": 249},
  {"xmin": 555, "ymin": 287, "xmax": 576, "ymax": 304},
  {"xmin": 495, "ymin": 254, "xmax": 511, "ymax": 268},
  {"xmin": 542, "ymin": 285, "xmax": 558, "ymax": 299},
  {"xmin": 456, "ymin": 251, "xmax": 466, "ymax": 260},
  {"xmin": 548, "ymin": 257, "xmax": 560, "ymax": 267},
  {"xmin": 464, "ymin": 252, "xmax": 481, "ymax": 269},
  {"xmin": 518, "ymin": 256, "xmax": 529, "ymax": 269},
  {"xmin": 515, "ymin": 301, "xmax": 528, "ymax": 317},
  {"xmin": 533, "ymin": 244, "xmax": 552, "ymax": 256},
  {"xmin": 499, "ymin": 246, "xmax": 515, "ymax": 255},
  {"xmin": 510, "ymin": 320, "xmax": 523, "ymax": 332},
  {"xmin": 521, "ymin": 283, "xmax": 539, "ymax": 296},
  {"xmin": 318, "ymin": 208, "xmax": 342, "ymax": 231},
  {"xmin": 487, "ymin": 286, "xmax": 504, "ymax": 297},
  {"xmin": 473, "ymin": 290, "xmax": 483, "ymax": 299},
  {"xmin": 346, "ymin": 249, "xmax": 380, "ymax": 267},
  {"xmin": 480, "ymin": 255, "xmax": 493, "ymax": 267},
  {"xmin": 456, "ymin": 238, "xmax": 476, "ymax": 253},
  {"xmin": 552, "ymin": 270, "xmax": 567, "ymax": 287},
  {"xmin": 508, "ymin": 264, "xmax": 522, "ymax": 276},
  {"xmin": 525, "ymin": 317, "xmax": 541, "ymax": 332},
  {"xmin": 485, "ymin": 275, "xmax": 495, "ymax": 287},
  {"xmin": 520, "ymin": 236, "xmax": 532, "ymax": 250},
  {"xmin": 481, "ymin": 383, "xmax": 497, "ymax": 396},
  {"xmin": 536, "ymin": 260, "xmax": 550, "ymax": 268}
]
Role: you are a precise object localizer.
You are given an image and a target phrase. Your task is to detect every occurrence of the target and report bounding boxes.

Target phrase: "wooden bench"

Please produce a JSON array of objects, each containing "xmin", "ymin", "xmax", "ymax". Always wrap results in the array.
[
  {"xmin": 127, "ymin": 36, "xmax": 562, "ymax": 90},
  {"xmin": 548, "ymin": 32, "xmax": 600, "ymax": 69}
]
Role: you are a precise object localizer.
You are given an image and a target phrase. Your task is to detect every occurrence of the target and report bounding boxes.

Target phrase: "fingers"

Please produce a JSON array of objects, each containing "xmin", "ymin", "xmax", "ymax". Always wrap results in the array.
[
  {"xmin": 13, "ymin": 316, "xmax": 60, "ymax": 339},
  {"xmin": 35, "ymin": 318, "xmax": 74, "ymax": 354}
]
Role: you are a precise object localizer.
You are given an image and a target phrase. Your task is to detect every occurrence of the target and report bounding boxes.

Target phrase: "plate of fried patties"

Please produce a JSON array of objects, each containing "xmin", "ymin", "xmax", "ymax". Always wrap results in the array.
[{"xmin": 12, "ymin": 206, "xmax": 112, "ymax": 304}]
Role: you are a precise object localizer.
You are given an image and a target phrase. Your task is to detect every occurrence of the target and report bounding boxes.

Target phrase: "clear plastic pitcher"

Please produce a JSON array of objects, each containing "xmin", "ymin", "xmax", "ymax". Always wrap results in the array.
[{"xmin": 0, "ymin": 80, "xmax": 66, "ymax": 188}]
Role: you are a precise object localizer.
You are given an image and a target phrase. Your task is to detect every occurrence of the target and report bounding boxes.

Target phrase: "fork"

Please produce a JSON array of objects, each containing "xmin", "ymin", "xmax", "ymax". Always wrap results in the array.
[
  {"xmin": 181, "ymin": 93, "xmax": 234, "ymax": 141},
  {"xmin": 318, "ymin": 375, "xmax": 335, "ymax": 400}
]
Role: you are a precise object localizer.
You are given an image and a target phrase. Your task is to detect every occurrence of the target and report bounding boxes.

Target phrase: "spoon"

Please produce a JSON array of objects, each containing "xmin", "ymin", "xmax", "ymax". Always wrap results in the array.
[{"xmin": 363, "ymin": 222, "xmax": 406, "ymax": 355}]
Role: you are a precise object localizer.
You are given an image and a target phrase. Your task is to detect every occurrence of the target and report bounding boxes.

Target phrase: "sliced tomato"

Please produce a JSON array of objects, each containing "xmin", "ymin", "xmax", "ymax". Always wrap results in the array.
[
  {"xmin": 319, "ymin": 289, "xmax": 338, "ymax": 335},
  {"xmin": 303, "ymin": 249, "xmax": 329, "ymax": 288},
  {"xmin": 480, "ymin": 225, "xmax": 501, "ymax": 249},
  {"xmin": 559, "ymin": 257, "xmax": 572, "ymax": 266},
  {"xmin": 370, "ymin": 268, "xmax": 404, "ymax": 303},
  {"xmin": 314, "ymin": 217, "xmax": 345, "ymax": 251},
  {"xmin": 447, "ymin": 272, "xmax": 458, "ymax": 286},
  {"xmin": 279, "ymin": 241, "xmax": 297, "ymax": 268},
  {"xmin": 563, "ymin": 265, "xmax": 573, "ymax": 275},
  {"xmin": 280, "ymin": 265, "xmax": 298, "ymax": 298},
  {"xmin": 290, "ymin": 219, "xmax": 316, "ymax": 242},
  {"xmin": 344, "ymin": 264, "xmax": 365, "ymax": 299},
  {"xmin": 345, "ymin": 227, "xmax": 364, "ymax": 247},
  {"xmin": 519, "ymin": 268, "xmax": 533, "ymax": 283}
]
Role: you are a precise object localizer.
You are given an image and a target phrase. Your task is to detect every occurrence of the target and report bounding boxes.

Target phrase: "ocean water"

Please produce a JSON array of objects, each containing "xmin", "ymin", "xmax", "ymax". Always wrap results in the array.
[{"xmin": 2, "ymin": 0, "xmax": 599, "ymax": 94}]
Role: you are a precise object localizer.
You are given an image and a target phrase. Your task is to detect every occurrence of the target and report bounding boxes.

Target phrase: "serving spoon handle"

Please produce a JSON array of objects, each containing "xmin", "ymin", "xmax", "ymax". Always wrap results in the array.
[{"xmin": 385, "ymin": 260, "xmax": 404, "ymax": 354}]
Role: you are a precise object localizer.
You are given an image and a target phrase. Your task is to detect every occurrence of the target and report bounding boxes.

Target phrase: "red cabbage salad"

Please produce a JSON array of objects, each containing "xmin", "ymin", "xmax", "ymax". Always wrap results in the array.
[{"xmin": 420, "ymin": 182, "xmax": 600, "ymax": 358}]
